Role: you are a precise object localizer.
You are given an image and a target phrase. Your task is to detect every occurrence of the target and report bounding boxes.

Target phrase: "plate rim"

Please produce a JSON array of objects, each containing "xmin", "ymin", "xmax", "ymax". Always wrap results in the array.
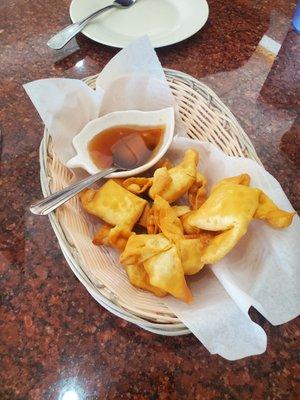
[{"xmin": 69, "ymin": 0, "xmax": 209, "ymax": 48}]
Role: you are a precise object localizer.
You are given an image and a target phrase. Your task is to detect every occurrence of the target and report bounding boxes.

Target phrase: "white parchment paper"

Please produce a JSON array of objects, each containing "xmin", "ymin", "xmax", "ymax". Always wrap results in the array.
[
  {"xmin": 24, "ymin": 36, "xmax": 300, "ymax": 360},
  {"xmin": 163, "ymin": 139, "xmax": 300, "ymax": 360},
  {"xmin": 24, "ymin": 36, "xmax": 184, "ymax": 165}
]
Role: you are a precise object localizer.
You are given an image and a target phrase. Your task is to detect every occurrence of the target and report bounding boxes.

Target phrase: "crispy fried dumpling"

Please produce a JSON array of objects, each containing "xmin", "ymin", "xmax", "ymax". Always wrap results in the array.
[
  {"xmin": 81, "ymin": 180, "xmax": 147, "ymax": 251},
  {"xmin": 181, "ymin": 213, "xmax": 202, "ymax": 235},
  {"xmin": 183, "ymin": 175, "xmax": 260, "ymax": 263},
  {"xmin": 80, "ymin": 180, "xmax": 147, "ymax": 231},
  {"xmin": 149, "ymin": 149, "xmax": 199, "ymax": 203},
  {"xmin": 120, "ymin": 233, "xmax": 192, "ymax": 302},
  {"xmin": 182, "ymin": 174, "xmax": 251, "ymax": 237},
  {"xmin": 183, "ymin": 174, "xmax": 295, "ymax": 264},
  {"xmin": 178, "ymin": 238, "xmax": 206, "ymax": 275},
  {"xmin": 107, "ymin": 226, "xmax": 133, "ymax": 251}
]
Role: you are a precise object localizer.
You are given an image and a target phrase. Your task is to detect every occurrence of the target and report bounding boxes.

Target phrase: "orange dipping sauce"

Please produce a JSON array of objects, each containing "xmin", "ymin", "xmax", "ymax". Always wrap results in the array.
[{"xmin": 88, "ymin": 125, "xmax": 165, "ymax": 169}]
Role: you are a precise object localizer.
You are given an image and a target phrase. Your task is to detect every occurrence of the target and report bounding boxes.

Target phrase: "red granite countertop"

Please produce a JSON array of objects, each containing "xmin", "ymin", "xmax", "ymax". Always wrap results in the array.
[{"xmin": 1, "ymin": 0, "xmax": 299, "ymax": 399}]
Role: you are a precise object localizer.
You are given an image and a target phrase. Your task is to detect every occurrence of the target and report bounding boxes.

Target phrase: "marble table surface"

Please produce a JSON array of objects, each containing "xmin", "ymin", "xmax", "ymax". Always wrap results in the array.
[{"xmin": 0, "ymin": 0, "xmax": 299, "ymax": 399}]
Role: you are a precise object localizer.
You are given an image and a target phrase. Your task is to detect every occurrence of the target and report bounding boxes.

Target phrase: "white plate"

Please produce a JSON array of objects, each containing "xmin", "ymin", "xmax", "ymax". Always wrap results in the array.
[{"xmin": 70, "ymin": 0, "xmax": 209, "ymax": 48}]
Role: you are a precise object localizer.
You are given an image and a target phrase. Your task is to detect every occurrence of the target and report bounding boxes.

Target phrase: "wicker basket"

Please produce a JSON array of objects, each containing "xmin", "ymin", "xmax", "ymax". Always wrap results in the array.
[{"xmin": 40, "ymin": 69, "xmax": 262, "ymax": 336}]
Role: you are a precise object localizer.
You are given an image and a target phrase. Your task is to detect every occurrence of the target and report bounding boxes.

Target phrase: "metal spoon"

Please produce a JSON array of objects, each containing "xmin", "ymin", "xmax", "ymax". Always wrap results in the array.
[
  {"xmin": 30, "ymin": 133, "xmax": 147, "ymax": 216},
  {"xmin": 47, "ymin": 0, "xmax": 137, "ymax": 50}
]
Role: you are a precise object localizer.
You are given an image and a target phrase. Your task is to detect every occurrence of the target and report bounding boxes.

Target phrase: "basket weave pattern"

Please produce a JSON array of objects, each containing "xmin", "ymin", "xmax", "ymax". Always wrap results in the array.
[{"xmin": 40, "ymin": 69, "xmax": 261, "ymax": 335}]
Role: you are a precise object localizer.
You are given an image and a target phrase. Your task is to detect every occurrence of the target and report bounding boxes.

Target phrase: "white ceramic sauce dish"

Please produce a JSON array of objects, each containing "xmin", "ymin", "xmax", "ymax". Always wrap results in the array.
[{"xmin": 66, "ymin": 107, "xmax": 175, "ymax": 178}]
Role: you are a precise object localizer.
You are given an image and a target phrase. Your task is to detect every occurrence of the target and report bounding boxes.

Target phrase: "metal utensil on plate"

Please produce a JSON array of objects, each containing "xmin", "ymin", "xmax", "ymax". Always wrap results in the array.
[
  {"xmin": 47, "ymin": 0, "xmax": 136, "ymax": 50},
  {"xmin": 30, "ymin": 133, "xmax": 144, "ymax": 215}
]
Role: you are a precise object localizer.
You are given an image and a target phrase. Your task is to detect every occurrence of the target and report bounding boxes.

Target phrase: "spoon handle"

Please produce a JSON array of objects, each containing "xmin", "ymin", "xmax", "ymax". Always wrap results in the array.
[
  {"xmin": 47, "ymin": 4, "xmax": 115, "ymax": 50},
  {"xmin": 30, "ymin": 166, "xmax": 117, "ymax": 216}
]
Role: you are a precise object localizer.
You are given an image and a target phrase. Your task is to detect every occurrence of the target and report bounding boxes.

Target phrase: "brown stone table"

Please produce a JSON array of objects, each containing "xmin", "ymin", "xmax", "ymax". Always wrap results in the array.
[{"xmin": 1, "ymin": 0, "xmax": 299, "ymax": 399}]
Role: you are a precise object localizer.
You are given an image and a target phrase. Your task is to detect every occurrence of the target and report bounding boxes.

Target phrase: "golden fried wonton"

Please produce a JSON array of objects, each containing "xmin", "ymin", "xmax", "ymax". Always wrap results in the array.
[
  {"xmin": 183, "ymin": 176, "xmax": 259, "ymax": 263},
  {"xmin": 183, "ymin": 174, "xmax": 295, "ymax": 264},
  {"xmin": 212, "ymin": 173, "xmax": 251, "ymax": 190},
  {"xmin": 120, "ymin": 233, "xmax": 192, "ymax": 302},
  {"xmin": 107, "ymin": 226, "xmax": 133, "ymax": 252},
  {"xmin": 149, "ymin": 149, "xmax": 199, "ymax": 203},
  {"xmin": 80, "ymin": 180, "xmax": 147, "ymax": 231}
]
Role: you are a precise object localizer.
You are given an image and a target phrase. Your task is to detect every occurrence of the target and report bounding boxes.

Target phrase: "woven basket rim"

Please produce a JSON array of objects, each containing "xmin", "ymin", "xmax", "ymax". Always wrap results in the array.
[{"xmin": 40, "ymin": 68, "xmax": 262, "ymax": 335}]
